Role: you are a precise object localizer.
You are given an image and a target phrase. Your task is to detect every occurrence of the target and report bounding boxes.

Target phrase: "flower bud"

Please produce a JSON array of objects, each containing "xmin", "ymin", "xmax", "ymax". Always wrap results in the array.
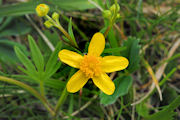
[
  {"xmin": 102, "ymin": 10, "xmax": 112, "ymax": 19},
  {"xmin": 44, "ymin": 20, "xmax": 53, "ymax": 28},
  {"xmin": 36, "ymin": 4, "xmax": 49, "ymax": 17},
  {"xmin": 116, "ymin": 13, "xmax": 120, "ymax": 19},
  {"xmin": 110, "ymin": 4, "xmax": 120, "ymax": 12},
  {"xmin": 52, "ymin": 12, "xmax": 59, "ymax": 20}
]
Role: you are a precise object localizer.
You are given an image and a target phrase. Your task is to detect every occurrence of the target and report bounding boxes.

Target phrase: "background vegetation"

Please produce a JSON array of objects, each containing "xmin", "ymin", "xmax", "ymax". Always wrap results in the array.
[{"xmin": 0, "ymin": 0, "xmax": 179, "ymax": 120}]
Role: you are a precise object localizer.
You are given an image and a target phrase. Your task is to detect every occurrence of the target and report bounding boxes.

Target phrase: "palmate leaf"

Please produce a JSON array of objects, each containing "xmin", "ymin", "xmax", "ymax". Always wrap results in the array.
[
  {"xmin": 15, "ymin": 35, "xmax": 62, "ymax": 82},
  {"xmin": 122, "ymin": 37, "xmax": 141, "ymax": 73},
  {"xmin": 144, "ymin": 96, "xmax": 180, "ymax": 120},
  {"xmin": 100, "ymin": 75, "xmax": 133, "ymax": 105}
]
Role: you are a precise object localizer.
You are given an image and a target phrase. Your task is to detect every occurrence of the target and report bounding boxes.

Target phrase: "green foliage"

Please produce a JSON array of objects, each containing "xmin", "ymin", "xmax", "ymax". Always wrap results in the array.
[
  {"xmin": 44, "ymin": 43, "xmax": 62, "ymax": 80},
  {"xmin": 122, "ymin": 37, "xmax": 141, "ymax": 73},
  {"xmin": 100, "ymin": 75, "xmax": 133, "ymax": 105},
  {"xmin": 0, "ymin": 0, "xmax": 97, "ymax": 17},
  {"xmin": 0, "ymin": 17, "xmax": 12, "ymax": 31},
  {"xmin": 14, "ymin": 35, "xmax": 62, "ymax": 82},
  {"xmin": 0, "ymin": 19, "xmax": 32, "ymax": 37},
  {"xmin": 68, "ymin": 17, "xmax": 77, "ymax": 47},
  {"xmin": 0, "ymin": 0, "xmax": 179, "ymax": 119},
  {"xmin": 28, "ymin": 35, "xmax": 45, "ymax": 72},
  {"xmin": 0, "ymin": 39, "xmax": 27, "ymax": 65},
  {"xmin": 136, "ymin": 102, "xmax": 149, "ymax": 117},
  {"xmin": 144, "ymin": 96, "xmax": 180, "ymax": 120},
  {"xmin": 38, "ymin": 29, "xmax": 60, "ymax": 55},
  {"xmin": 14, "ymin": 46, "xmax": 37, "ymax": 79},
  {"xmin": 103, "ymin": 46, "xmax": 126, "ymax": 54},
  {"xmin": 163, "ymin": 87, "xmax": 178, "ymax": 104},
  {"xmin": 107, "ymin": 28, "xmax": 118, "ymax": 48}
]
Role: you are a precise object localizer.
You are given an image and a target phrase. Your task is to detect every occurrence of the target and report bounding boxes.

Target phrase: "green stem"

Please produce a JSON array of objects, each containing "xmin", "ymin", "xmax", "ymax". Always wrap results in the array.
[
  {"xmin": 117, "ymin": 97, "xmax": 124, "ymax": 120},
  {"xmin": 61, "ymin": 15, "xmax": 88, "ymax": 41},
  {"xmin": 40, "ymin": 81, "xmax": 45, "ymax": 97},
  {"xmin": 53, "ymin": 88, "xmax": 68, "ymax": 118},
  {"xmin": 0, "ymin": 76, "xmax": 55, "ymax": 116},
  {"xmin": 45, "ymin": 15, "xmax": 78, "ymax": 48},
  {"xmin": 104, "ymin": 0, "xmax": 119, "ymax": 38},
  {"xmin": 104, "ymin": 25, "xmax": 112, "ymax": 38}
]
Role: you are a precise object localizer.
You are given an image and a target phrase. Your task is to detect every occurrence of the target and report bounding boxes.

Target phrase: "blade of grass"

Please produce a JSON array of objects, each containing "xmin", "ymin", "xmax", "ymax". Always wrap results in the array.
[{"xmin": 143, "ymin": 59, "xmax": 162, "ymax": 101}]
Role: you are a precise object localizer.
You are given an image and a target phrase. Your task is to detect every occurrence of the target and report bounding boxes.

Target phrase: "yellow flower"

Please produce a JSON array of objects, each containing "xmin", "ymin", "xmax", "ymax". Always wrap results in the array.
[
  {"xmin": 36, "ymin": 4, "xmax": 49, "ymax": 17},
  {"xmin": 58, "ymin": 32, "xmax": 129, "ymax": 95}
]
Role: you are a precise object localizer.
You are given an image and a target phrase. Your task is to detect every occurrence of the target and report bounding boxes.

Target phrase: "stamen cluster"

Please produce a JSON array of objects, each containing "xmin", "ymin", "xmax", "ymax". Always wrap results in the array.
[{"xmin": 80, "ymin": 55, "xmax": 102, "ymax": 78}]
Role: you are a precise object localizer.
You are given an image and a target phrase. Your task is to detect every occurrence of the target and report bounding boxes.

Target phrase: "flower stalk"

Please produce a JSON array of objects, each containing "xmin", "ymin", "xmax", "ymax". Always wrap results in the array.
[
  {"xmin": 39, "ymin": 80, "xmax": 45, "ymax": 97},
  {"xmin": 45, "ymin": 15, "xmax": 78, "ymax": 48},
  {"xmin": 103, "ymin": 0, "xmax": 120, "ymax": 37},
  {"xmin": 35, "ymin": 4, "xmax": 78, "ymax": 48},
  {"xmin": 53, "ymin": 88, "xmax": 68, "ymax": 118}
]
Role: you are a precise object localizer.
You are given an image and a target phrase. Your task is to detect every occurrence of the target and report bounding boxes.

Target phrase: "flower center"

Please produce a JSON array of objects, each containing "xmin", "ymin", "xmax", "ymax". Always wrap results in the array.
[{"xmin": 80, "ymin": 55, "xmax": 102, "ymax": 78}]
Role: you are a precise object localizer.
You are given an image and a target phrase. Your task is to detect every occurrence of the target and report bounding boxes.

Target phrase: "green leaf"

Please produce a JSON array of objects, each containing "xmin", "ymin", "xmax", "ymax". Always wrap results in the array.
[
  {"xmin": 136, "ymin": 102, "xmax": 149, "ymax": 117},
  {"xmin": 49, "ymin": 0, "xmax": 97, "ymax": 11},
  {"xmin": 68, "ymin": 17, "xmax": 77, "ymax": 47},
  {"xmin": 0, "ymin": 17, "xmax": 13, "ymax": 31},
  {"xmin": 100, "ymin": 75, "xmax": 133, "ymax": 105},
  {"xmin": 14, "ymin": 46, "xmax": 36, "ymax": 75},
  {"xmin": 144, "ymin": 96, "xmax": 180, "ymax": 120},
  {"xmin": 0, "ymin": 1, "xmax": 37, "ymax": 17},
  {"xmin": 108, "ymin": 28, "xmax": 119, "ymax": 48},
  {"xmin": 103, "ymin": 47, "xmax": 126, "ymax": 54},
  {"xmin": 0, "ymin": 0, "xmax": 97, "ymax": 17},
  {"xmin": 163, "ymin": 87, "xmax": 178, "ymax": 104},
  {"xmin": 45, "ymin": 42, "xmax": 62, "ymax": 78},
  {"xmin": 68, "ymin": 18, "xmax": 75, "ymax": 41},
  {"xmin": 122, "ymin": 37, "xmax": 141, "ymax": 73},
  {"xmin": 62, "ymin": 15, "xmax": 88, "ymax": 41},
  {"xmin": 44, "ymin": 78, "xmax": 66, "ymax": 90},
  {"xmin": 0, "ymin": 39, "xmax": 27, "ymax": 64},
  {"xmin": 17, "ymin": 66, "xmax": 38, "ymax": 81},
  {"xmin": 28, "ymin": 35, "xmax": 44, "ymax": 72},
  {"xmin": 45, "ymin": 62, "xmax": 62, "ymax": 79},
  {"xmin": 0, "ymin": 19, "xmax": 32, "ymax": 37}
]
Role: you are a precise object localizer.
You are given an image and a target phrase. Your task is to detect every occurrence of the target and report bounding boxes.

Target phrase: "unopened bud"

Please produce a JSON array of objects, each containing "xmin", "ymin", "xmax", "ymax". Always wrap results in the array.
[
  {"xmin": 44, "ymin": 20, "xmax": 53, "ymax": 28},
  {"xmin": 110, "ymin": 4, "xmax": 120, "ymax": 12},
  {"xmin": 102, "ymin": 10, "xmax": 112, "ymax": 19},
  {"xmin": 116, "ymin": 13, "xmax": 120, "ymax": 19},
  {"xmin": 52, "ymin": 12, "xmax": 59, "ymax": 20},
  {"xmin": 36, "ymin": 4, "xmax": 49, "ymax": 17}
]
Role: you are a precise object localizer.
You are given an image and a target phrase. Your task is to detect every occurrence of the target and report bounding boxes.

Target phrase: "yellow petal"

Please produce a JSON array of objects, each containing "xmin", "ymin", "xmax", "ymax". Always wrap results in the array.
[
  {"xmin": 92, "ymin": 72, "xmax": 115, "ymax": 95},
  {"xmin": 101, "ymin": 56, "xmax": 129, "ymax": 73},
  {"xmin": 67, "ymin": 70, "xmax": 89, "ymax": 93},
  {"xmin": 88, "ymin": 32, "xmax": 105, "ymax": 56},
  {"xmin": 58, "ymin": 49, "xmax": 83, "ymax": 68}
]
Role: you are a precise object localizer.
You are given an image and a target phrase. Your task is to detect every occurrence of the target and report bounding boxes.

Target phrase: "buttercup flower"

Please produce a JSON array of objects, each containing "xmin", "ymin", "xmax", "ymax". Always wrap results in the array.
[
  {"xmin": 58, "ymin": 32, "xmax": 129, "ymax": 95},
  {"xmin": 36, "ymin": 4, "xmax": 49, "ymax": 17}
]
